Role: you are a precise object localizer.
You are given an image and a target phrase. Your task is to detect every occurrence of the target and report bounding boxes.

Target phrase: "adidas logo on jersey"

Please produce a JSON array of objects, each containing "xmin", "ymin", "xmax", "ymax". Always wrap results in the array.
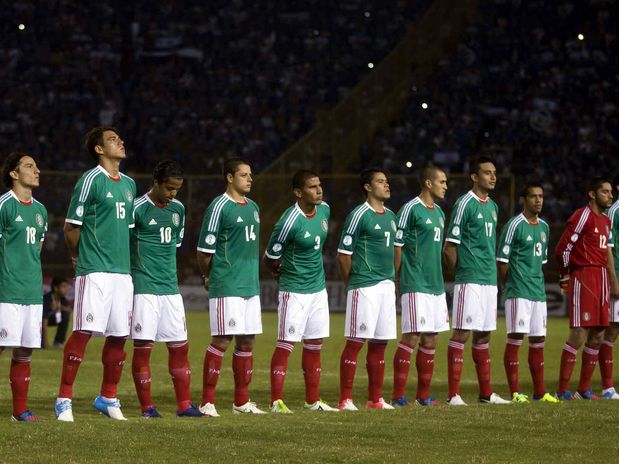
[
  {"xmin": 237, "ymin": 216, "xmax": 244, "ymax": 223},
  {"xmin": 15, "ymin": 215, "xmax": 23, "ymax": 222},
  {"xmin": 149, "ymin": 219, "xmax": 157, "ymax": 225},
  {"xmin": 304, "ymin": 231, "xmax": 311, "ymax": 238},
  {"xmin": 526, "ymin": 235, "xmax": 533, "ymax": 241},
  {"xmin": 374, "ymin": 224, "xmax": 381, "ymax": 230},
  {"xmin": 106, "ymin": 192, "xmax": 113, "ymax": 198},
  {"xmin": 477, "ymin": 213, "xmax": 483, "ymax": 219},
  {"xmin": 425, "ymin": 218, "xmax": 432, "ymax": 224}
]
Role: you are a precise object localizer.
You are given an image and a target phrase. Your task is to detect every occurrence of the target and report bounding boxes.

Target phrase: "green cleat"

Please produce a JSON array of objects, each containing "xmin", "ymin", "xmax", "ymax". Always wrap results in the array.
[
  {"xmin": 535, "ymin": 393, "xmax": 560, "ymax": 403},
  {"xmin": 271, "ymin": 399, "xmax": 293, "ymax": 414},
  {"xmin": 304, "ymin": 400, "xmax": 339, "ymax": 411},
  {"xmin": 511, "ymin": 392, "xmax": 530, "ymax": 403}
]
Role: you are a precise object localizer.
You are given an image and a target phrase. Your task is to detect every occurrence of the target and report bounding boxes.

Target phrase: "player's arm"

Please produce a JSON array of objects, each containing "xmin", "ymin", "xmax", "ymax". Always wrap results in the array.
[
  {"xmin": 64, "ymin": 222, "xmax": 80, "ymax": 269},
  {"xmin": 608, "ymin": 248, "xmax": 619, "ymax": 298},
  {"xmin": 336, "ymin": 209, "xmax": 359, "ymax": 289},
  {"xmin": 394, "ymin": 245, "xmax": 402, "ymax": 278},
  {"xmin": 554, "ymin": 212, "xmax": 581, "ymax": 291},
  {"xmin": 497, "ymin": 262, "xmax": 509, "ymax": 288},
  {"xmin": 264, "ymin": 211, "xmax": 291, "ymax": 281},
  {"xmin": 442, "ymin": 242, "xmax": 457, "ymax": 281},
  {"xmin": 337, "ymin": 252, "xmax": 352, "ymax": 288},
  {"xmin": 197, "ymin": 251, "xmax": 213, "ymax": 290}
]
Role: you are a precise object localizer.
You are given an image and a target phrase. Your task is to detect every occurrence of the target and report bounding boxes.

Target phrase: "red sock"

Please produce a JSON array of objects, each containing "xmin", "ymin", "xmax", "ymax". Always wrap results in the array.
[
  {"xmin": 58, "ymin": 331, "xmax": 91, "ymax": 398},
  {"xmin": 366, "ymin": 341, "xmax": 387, "ymax": 403},
  {"xmin": 232, "ymin": 348, "xmax": 253, "ymax": 406},
  {"xmin": 339, "ymin": 338, "xmax": 364, "ymax": 402},
  {"xmin": 132, "ymin": 343, "xmax": 154, "ymax": 411},
  {"xmin": 528, "ymin": 342, "xmax": 546, "ymax": 398},
  {"xmin": 472, "ymin": 343, "xmax": 492, "ymax": 398},
  {"xmin": 447, "ymin": 339, "xmax": 464, "ymax": 398},
  {"xmin": 416, "ymin": 346, "xmax": 435, "ymax": 401},
  {"xmin": 10, "ymin": 355, "xmax": 31, "ymax": 416},
  {"xmin": 557, "ymin": 342, "xmax": 578, "ymax": 393},
  {"xmin": 168, "ymin": 342, "xmax": 191, "ymax": 412},
  {"xmin": 392, "ymin": 341, "xmax": 414, "ymax": 400},
  {"xmin": 577, "ymin": 344, "xmax": 599, "ymax": 393},
  {"xmin": 302, "ymin": 341, "xmax": 322, "ymax": 404},
  {"xmin": 101, "ymin": 336, "xmax": 127, "ymax": 398},
  {"xmin": 270, "ymin": 341, "xmax": 294, "ymax": 403},
  {"xmin": 503, "ymin": 338, "xmax": 522, "ymax": 394},
  {"xmin": 599, "ymin": 340, "xmax": 614, "ymax": 390},
  {"xmin": 202, "ymin": 344, "xmax": 225, "ymax": 405}
]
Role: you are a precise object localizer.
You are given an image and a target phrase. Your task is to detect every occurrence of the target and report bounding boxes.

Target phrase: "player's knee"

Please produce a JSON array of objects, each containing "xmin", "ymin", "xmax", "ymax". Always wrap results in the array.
[{"xmin": 235, "ymin": 335, "xmax": 255, "ymax": 351}]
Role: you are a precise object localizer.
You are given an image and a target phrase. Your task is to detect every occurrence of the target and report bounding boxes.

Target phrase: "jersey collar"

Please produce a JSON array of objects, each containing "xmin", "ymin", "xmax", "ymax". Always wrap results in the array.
[
  {"xmin": 97, "ymin": 164, "xmax": 121, "ymax": 181},
  {"xmin": 9, "ymin": 189, "xmax": 33, "ymax": 205},
  {"xmin": 416, "ymin": 195, "xmax": 435, "ymax": 209},
  {"xmin": 294, "ymin": 202, "xmax": 317, "ymax": 217},
  {"xmin": 224, "ymin": 192, "xmax": 247, "ymax": 205},
  {"xmin": 469, "ymin": 190, "xmax": 489, "ymax": 204}
]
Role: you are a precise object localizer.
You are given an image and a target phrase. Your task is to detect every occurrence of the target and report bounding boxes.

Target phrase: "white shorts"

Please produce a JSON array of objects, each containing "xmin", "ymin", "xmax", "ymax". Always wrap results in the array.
[
  {"xmin": 401, "ymin": 292, "xmax": 449, "ymax": 334},
  {"xmin": 73, "ymin": 272, "xmax": 133, "ymax": 337},
  {"xmin": 277, "ymin": 289, "xmax": 330, "ymax": 342},
  {"xmin": 345, "ymin": 280, "xmax": 396, "ymax": 340},
  {"xmin": 209, "ymin": 295, "xmax": 262, "ymax": 336},
  {"xmin": 131, "ymin": 294, "xmax": 187, "ymax": 342},
  {"xmin": 452, "ymin": 283, "xmax": 497, "ymax": 332},
  {"xmin": 505, "ymin": 298, "xmax": 547, "ymax": 336},
  {"xmin": 0, "ymin": 303, "xmax": 42, "ymax": 348},
  {"xmin": 611, "ymin": 298, "xmax": 619, "ymax": 323}
]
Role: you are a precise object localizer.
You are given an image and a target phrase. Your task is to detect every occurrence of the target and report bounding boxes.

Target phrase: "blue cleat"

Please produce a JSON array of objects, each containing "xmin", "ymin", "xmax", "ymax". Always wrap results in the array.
[
  {"xmin": 574, "ymin": 389, "xmax": 600, "ymax": 400},
  {"xmin": 555, "ymin": 390, "xmax": 574, "ymax": 401},
  {"xmin": 177, "ymin": 404, "xmax": 205, "ymax": 417},
  {"xmin": 415, "ymin": 396, "xmax": 442, "ymax": 406},
  {"xmin": 55, "ymin": 398, "xmax": 74, "ymax": 422},
  {"xmin": 141, "ymin": 406, "xmax": 162, "ymax": 418},
  {"xmin": 93, "ymin": 395, "xmax": 127, "ymax": 420},
  {"xmin": 391, "ymin": 395, "xmax": 412, "ymax": 408},
  {"xmin": 11, "ymin": 410, "xmax": 39, "ymax": 423}
]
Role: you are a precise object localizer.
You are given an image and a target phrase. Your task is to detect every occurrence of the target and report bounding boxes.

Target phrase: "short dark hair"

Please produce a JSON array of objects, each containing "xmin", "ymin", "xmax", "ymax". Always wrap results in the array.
[
  {"xmin": 223, "ymin": 157, "xmax": 249, "ymax": 183},
  {"xmin": 360, "ymin": 168, "xmax": 384, "ymax": 196},
  {"xmin": 470, "ymin": 156, "xmax": 496, "ymax": 175},
  {"xmin": 292, "ymin": 170, "xmax": 319, "ymax": 190},
  {"xmin": 153, "ymin": 160, "xmax": 184, "ymax": 184},
  {"xmin": 2, "ymin": 152, "xmax": 29, "ymax": 189},
  {"xmin": 51, "ymin": 277, "xmax": 66, "ymax": 292},
  {"xmin": 587, "ymin": 176, "xmax": 611, "ymax": 194},
  {"xmin": 519, "ymin": 181, "xmax": 544, "ymax": 198},
  {"xmin": 84, "ymin": 126, "xmax": 118, "ymax": 161},
  {"xmin": 418, "ymin": 164, "xmax": 444, "ymax": 189}
]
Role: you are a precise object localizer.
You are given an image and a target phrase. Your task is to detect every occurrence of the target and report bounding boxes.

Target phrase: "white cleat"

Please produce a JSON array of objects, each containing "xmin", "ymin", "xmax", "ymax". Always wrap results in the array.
[
  {"xmin": 199, "ymin": 402, "xmax": 220, "ymax": 417},
  {"xmin": 366, "ymin": 398, "xmax": 395, "ymax": 410},
  {"xmin": 304, "ymin": 400, "xmax": 339, "ymax": 412},
  {"xmin": 602, "ymin": 387, "xmax": 619, "ymax": 400},
  {"xmin": 480, "ymin": 393, "xmax": 511, "ymax": 404},
  {"xmin": 93, "ymin": 395, "xmax": 127, "ymax": 420},
  {"xmin": 55, "ymin": 398, "xmax": 74, "ymax": 422},
  {"xmin": 338, "ymin": 398, "xmax": 359, "ymax": 411},
  {"xmin": 233, "ymin": 401, "xmax": 267, "ymax": 414},
  {"xmin": 447, "ymin": 394, "xmax": 468, "ymax": 406}
]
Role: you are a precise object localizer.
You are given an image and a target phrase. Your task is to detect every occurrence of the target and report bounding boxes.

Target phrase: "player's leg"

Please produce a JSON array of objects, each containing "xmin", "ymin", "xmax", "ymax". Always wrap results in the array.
[
  {"xmin": 503, "ymin": 298, "xmax": 527, "ymax": 401},
  {"xmin": 392, "ymin": 292, "xmax": 418, "ymax": 406},
  {"xmin": 599, "ymin": 302, "xmax": 619, "ymax": 398},
  {"xmin": 415, "ymin": 332, "xmax": 438, "ymax": 405},
  {"xmin": 10, "ymin": 347, "xmax": 37, "ymax": 422},
  {"xmin": 575, "ymin": 326, "xmax": 604, "ymax": 399},
  {"xmin": 525, "ymin": 300, "xmax": 557, "ymax": 402},
  {"xmin": 270, "ymin": 291, "xmax": 299, "ymax": 412},
  {"xmin": 132, "ymin": 339, "xmax": 156, "ymax": 416},
  {"xmin": 339, "ymin": 287, "xmax": 366, "ymax": 410},
  {"xmin": 557, "ymin": 327, "xmax": 587, "ymax": 397}
]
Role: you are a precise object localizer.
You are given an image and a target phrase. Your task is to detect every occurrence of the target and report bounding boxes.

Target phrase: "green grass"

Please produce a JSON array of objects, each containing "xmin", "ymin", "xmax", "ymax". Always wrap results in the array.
[{"xmin": 1, "ymin": 313, "xmax": 617, "ymax": 463}]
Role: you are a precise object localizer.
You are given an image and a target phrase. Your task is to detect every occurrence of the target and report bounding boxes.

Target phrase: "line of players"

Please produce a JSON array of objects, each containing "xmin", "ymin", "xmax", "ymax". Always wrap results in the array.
[{"xmin": 2, "ymin": 126, "xmax": 618, "ymax": 421}]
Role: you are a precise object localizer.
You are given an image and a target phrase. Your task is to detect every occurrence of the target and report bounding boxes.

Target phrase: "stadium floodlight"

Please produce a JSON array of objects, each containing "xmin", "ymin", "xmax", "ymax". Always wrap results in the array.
[
  {"xmin": 368, "ymin": 62, "xmax": 374, "ymax": 69},
  {"xmin": 364, "ymin": 11, "xmax": 371, "ymax": 18},
  {"xmin": 421, "ymin": 102, "xmax": 428, "ymax": 109},
  {"xmin": 405, "ymin": 161, "xmax": 413, "ymax": 168},
  {"xmin": 577, "ymin": 34, "xmax": 584, "ymax": 41},
  {"xmin": 18, "ymin": 23, "xmax": 26, "ymax": 30}
]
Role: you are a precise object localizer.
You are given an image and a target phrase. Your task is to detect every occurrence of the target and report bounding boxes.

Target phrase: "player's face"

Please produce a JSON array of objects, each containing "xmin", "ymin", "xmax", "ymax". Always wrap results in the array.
[
  {"xmin": 428, "ymin": 171, "xmax": 448, "ymax": 201},
  {"xmin": 523, "ymin": 187, "xmax": 544, "ymax": 215},
  {"xmin": 593, "ymin": 182, "xmax": 613, "ymax": 210},
  {"xmin": 152, "ymin": 177, "xmax": 184, "ymax": 206},
  {"xmin": 12, "ymin": 156, "xmax": 40, "ymax": 189},
  {"xmin": 296, "ymin": 176, "xmax": 323, "ymax": 205},
  {"xmin": 472, "ymin": 162, "xmax": 496, "ymax": 192},
  {"xmin": 56, "ymin": 282, "xmax": 70, "ymax": 297},
  {"xmin": 96, "ymin": 130, "xmax": 125, "ymax": 160},
  {"xmin": 228, "ymin": 164, "xmax": 252, "ymax": 195},
  {"xmin": 366, "ymin": 172, "xmax": 390, "ymax": 201}
]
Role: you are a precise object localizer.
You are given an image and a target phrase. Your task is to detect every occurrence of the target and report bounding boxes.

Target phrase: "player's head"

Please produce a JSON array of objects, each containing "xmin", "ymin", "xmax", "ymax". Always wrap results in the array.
[
  {"xmin": 360, "ymin": 168, "xmax": 390, "ymax": 201},
  {"xmin": 520, "ymin": 182, "xmax": 544, "ymax": 216},
  {"xmin": 151, "ymin": 160, "xmax": 184, "ymax": 206},
  {"xmin": 292, "ymin": 170, "xmax": 322, "ymax": 206},
  {"xmin": 84, "ymin": 126, "xmax": 125, "ymax": 162},
  {"xmin": 470, "ymin": 156, "xmax": 496, "ymax": 193},
  {"xmin": 419, "ymin": 165, "xmax": 447, "ymax": 201},
  {"xmin": 587, "ymin": 176, "xmax": 613, "ymax": 210},
  {"xmin": 2, "ymin": 152, "xmax": 40, "ymax": 190},
  {"xmin": 223, "ymin": 157, "xmax": 252, "ymax": 195},
  {"xmin": 51, "ymin": 277, "xmax": 70, "ymax": 297}
]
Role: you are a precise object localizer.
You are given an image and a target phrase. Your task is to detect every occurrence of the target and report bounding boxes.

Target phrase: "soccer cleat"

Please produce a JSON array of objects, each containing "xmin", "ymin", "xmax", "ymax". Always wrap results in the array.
[
  {"xmin": 55, "ymin": 398, "xmax": 74, "ymax": 422},
  {"xmin": 199, "ymin": 402, "xmax": 220, "ymax": 417},
  {"xmin": 366, "ymin": 398, "xmax": 395, "ymax": 410},
  {"xmin": 141, "ymin": 406, "xmax": 162, "ymax": 418},
  {"xmin": 415, "ymin": 396, "xmax": 441, "ymax": 406},
  {"xmin": 574, "ymin": 389, "xmax": 600, "ymax": 400},
  {"xmin": 533, "ymin": 393, "xmax": 560, "ymax": 403},
  {"xmin": 177, "ymin": 404, "xmax": 205, "ymax": 417},
  {"xmin": 233, "ymin": 401, "xmax": 267, "ymax": 414},
  {"xmin": 338, "ymin": 398, "xmax": 359, "ymax": 411},
  {"xmin": 555, "ymin": 390, "xmax": 574, "ymax": 401},
  {"xmin": 479, "ymin": 393, "xmax": 511, "ymax": 404},
  {"xmin": 93, "ymin": 395, "xmax": 127, "ymax": 420},
  {"xmin": 511, "ymin": 392, "xmax": 530, "ymax": 403},
  {"xmin": 11, "ymin": 410, "xmax": 39, "ymax": 423},
  {"xmin": 601, "ymin": 387, "xmax": 619, "ymax": 400},
  {"xmin": 447, "ymin": 394, "xmax": 468, "ymax": 406},
  {"xmin": 304, "ymin": 400, "xmax": 339, "ymax": 412},
  {"xmin": 271, "ymin": 399, "xmax": 293, "ymax": 414},
  {"xmin": 391, "ymin": 395, "xmax": 412, "ymax": 408}
]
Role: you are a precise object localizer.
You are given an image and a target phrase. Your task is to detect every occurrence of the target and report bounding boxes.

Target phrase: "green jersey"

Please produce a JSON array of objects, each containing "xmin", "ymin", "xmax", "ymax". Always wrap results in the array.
[
  {"xmin": 197, "ymin": 193, "xmax": 260, "ymax": 298},
  {"xmin": 265, "ymin": 202, "xmax": 329, "ymax": 294},
  {"xmin": 0, "ymin": 191, "xmax": 47, "ymax": 304},
  {"xmin": 497, "ymin": 213, "xmax": 549, "ymax": 301},
  {"xmin": 608, "ymin": 200, "xmax": 619, "ymax": 276},
  {"xmin": 65, "ymin": 165, "xmax": 136, "ymax": 276},
  {"xmin": 445, "ymin": 191, "xmax": 498, "ymax": 285},
  {"xmin": 337, "ymin": 202, "xmax": 397, "ymax": 290},
  {"xmin": 131, "ymin": 194, "xmax": 185, "ymax": 295},
  {"xmin": 395, "ymin": 197, "xmax": 445, "ymax": 295}
]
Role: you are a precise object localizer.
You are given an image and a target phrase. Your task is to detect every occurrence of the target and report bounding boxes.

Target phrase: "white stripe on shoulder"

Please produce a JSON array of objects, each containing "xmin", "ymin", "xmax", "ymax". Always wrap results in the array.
[
  {"xmin": 398, "ymin": 198, "xmax": 420, "ymax": 228},
  {"xmin": 347, "ymin": 204, "xmax": 370, "ymax": 234},
  {"xmin": 453, "ymin": 192, "xmax": 474, "ymax": 225},
  {"xmin": 574, "ymin": 208, "xmax": 590, "ymax": 234},
  {"xmin": 321, "ymin": 201, "xmax": 330, "ymax": 208},
  {"xmin": 171, "ymin": 198, "xmax": 185, "ymax": 210},
  {"xmin": 78, "ymin": 168, "xmax": 103, "ymax": 203},
  {"xmin": 277, "ymin": 208, "xmax": 302, "ymax": 243},
  {"xmin": 208, "ymin": 195, "xmax": 231, "ymax": 232},
  {"xmin": 504, "ymin": 214, "xmax": 525, "ymax": 245}
]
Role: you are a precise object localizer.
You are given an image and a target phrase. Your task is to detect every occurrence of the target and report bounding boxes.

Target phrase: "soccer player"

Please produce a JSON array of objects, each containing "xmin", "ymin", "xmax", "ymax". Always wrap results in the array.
[
  {"xmin": 599, "ymin": 173, "xmax": 619, "ymax": 399},
  {"xmin": 555, "ymin": 177, "xmax": 613, "ymax": 400},
  {"xmin": 265, "ymin": 170, "xmax": 338, "ymax": 413},
  {"xmin": 337, "ymin": 168, "xmax": 398, "ymax": 411},
  {"xmin": 497, "ymin": 183, "xmax": 558, "ymax": 403},
  {"xmin": 130, "ymin": 160, "xmax": 203, "ymax": 417},
  {"xmin": 197, "ymin": 158, "xmax": 265, "ymax": 416},
  {"xmin": 443, "ymin": 156, "xmax": 509, "ymax": 405},
  {"xmin": 391, "ymin": 165, "xmax": 449, "ymax": 407},
  {"xmin": 0, "ymin": 153, "xmax": 47, "ymax": 422},
  {"xmin": 55, "ymin": 127, "xmax": 136, "ymax": 421}
]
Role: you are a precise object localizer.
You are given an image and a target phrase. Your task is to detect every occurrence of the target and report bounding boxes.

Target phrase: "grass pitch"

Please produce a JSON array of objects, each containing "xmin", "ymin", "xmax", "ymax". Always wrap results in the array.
[{"xmin": 1, "ymin": 313, "xmax": 618, "ymax": 463}]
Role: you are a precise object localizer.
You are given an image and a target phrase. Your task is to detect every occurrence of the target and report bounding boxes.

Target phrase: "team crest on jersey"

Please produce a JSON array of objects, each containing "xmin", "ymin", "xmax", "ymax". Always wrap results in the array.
[
  {"xmin": 205, "ymin": 234, "xmax": 216, "ymax": 245},
  {"xmin": 343, "ymin": 235, "xmax": 353, "ymax": 246},
  {"xmin": 228, "ymin": 318, "xmax": 236, "ymax": 328},
  {"xmin": 253, "ymin": 211, "xmax": 260, "ymax": 223},
  {"xmin": 321, "ymin": 219, "xmax": 328, "ymax": 232},
  {"xmin": 502, "ymin": 245, "xmax": 510, "ymax": 255},
  {"xmin": 76, "ymin": 206, "xmax": 84, "ymax": 217},
  {"xmin": 272, "ymin": 243, "xmax": 282, "ymax": 253},
  {"xmin": 452, "ymin": 226, "xmax": 460, "ymax": 236},
  {"xmin": 35, "ymin": 213, "xmax": 44, "ymax": 227},
  {"xmin": 86, "ymin": 313, "xmax": 94, "ymax": 323},
  {"xmin": 134, "ymin": 323, "xmax": 142, "ymax": 333},
  {"xmin": 541, "ymin": 232, "xmax": 547, "ymax": 243},
  {"xmin": 492, "ymin": 211, "xmax": 497, "ymax": 221},
  {"xmin": 390, "ymin": 220, "xmax": 397, "ymax": 232},
  {"xmin": 396, "ymin": 230, "xmax": 403, "ymax": 240},
  {"xmin": 125, "ymin": 190, "xmax": 133, "ymax": 202},
  {"xmin": 0, "ymin": 328, "xmax": 7, "ymax": 339},
  {"xmin": 172, "ymin": 213, "xmax": 181, "ymax": 227},
  {"xmin": 359, "ymin": 323, "xmax": 367, "ymax": 332}
]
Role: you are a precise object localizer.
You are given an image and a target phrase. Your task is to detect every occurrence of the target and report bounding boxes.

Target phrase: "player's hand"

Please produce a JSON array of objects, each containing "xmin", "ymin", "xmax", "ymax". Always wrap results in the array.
[
  {"xmin": 271, "ymin": 262, "xmax": 282, "ymax": 281},
  {"xmin": 201, "ymin": 275, "xmax": 209, "ymax": 291},
  {"xmin": 559, "ymin": 275, "xmax": 569, "ymax": 295}
]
